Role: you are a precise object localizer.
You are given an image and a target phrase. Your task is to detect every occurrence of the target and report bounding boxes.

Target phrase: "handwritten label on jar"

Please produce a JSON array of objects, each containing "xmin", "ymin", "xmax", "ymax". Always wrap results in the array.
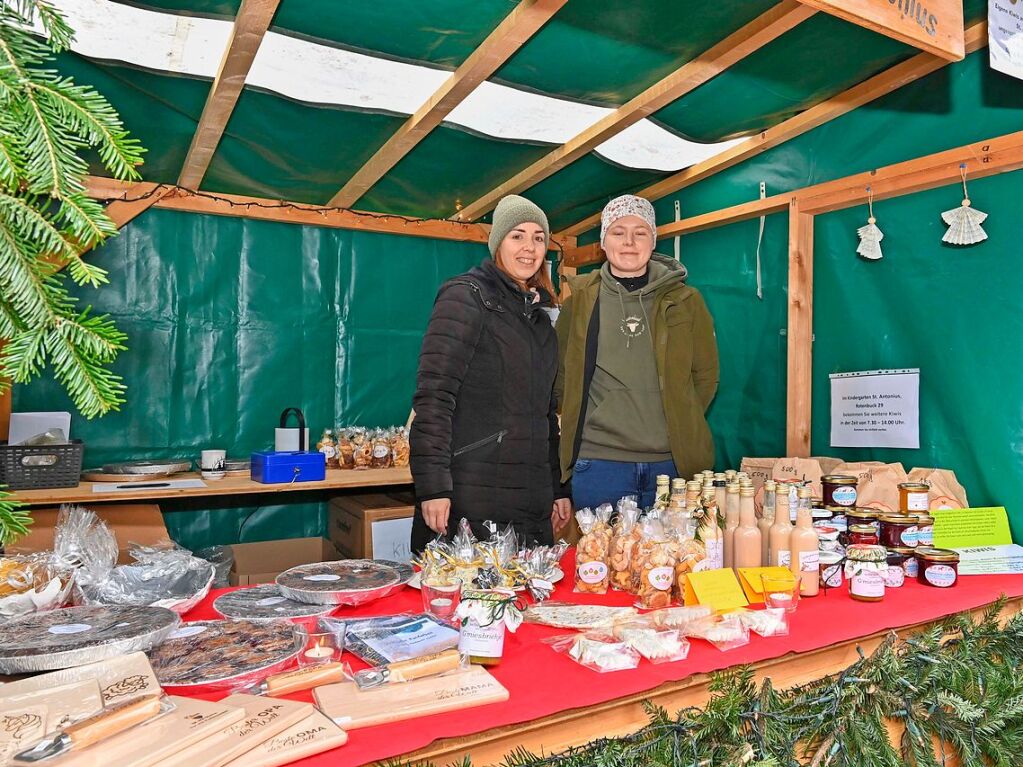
[
  {"xmin": 47, "ymin": 623, "xmax": 92, "ymax": 635},
  {"xmin": 851, "ymin": 571, "xmax": 885, "ymax": 598},
  {"xmin": 901, "ymin": 526, "xmax": 919, "ymax": 546},
  {"xmin": 883, "ymin": 566, "xmax": 905, "ymax": 588},
  {"xmin": 799, "ymin": 551, "xmax": 820, "ymax": 573},
  {"xmin": 648, "ymin": 567, "xmax": 674, "ymax": 591},
  {"xmin": 458, "ymin": 620, "xmax": 505, "ymax": 658},
  {"xmin": 577, "ymin": 562, "xmax": 608, "ymax": 585},
  {"xmin": 832, "ymin": 487, "xmax": 857, "ymax": 506},
  {"xmin": 924, "ymin": 564, "xmax": 957, "ymax": 588}
]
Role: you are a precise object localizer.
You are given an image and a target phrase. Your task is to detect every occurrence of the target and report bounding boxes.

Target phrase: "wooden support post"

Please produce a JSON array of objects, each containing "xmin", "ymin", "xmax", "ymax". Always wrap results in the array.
[
  {"xmin": 0, "ymin": 342, "xmax": 9, "ymax": 442},
  {"xmin": 786, "ymin": 202, "xmax": 814, "ymax": 457}
]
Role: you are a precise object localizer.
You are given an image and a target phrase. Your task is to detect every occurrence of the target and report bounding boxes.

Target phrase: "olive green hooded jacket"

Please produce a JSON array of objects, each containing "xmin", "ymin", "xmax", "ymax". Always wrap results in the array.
[{"xmin": 554, "ymin": 254, "xmax": 719, "ymax": 482}]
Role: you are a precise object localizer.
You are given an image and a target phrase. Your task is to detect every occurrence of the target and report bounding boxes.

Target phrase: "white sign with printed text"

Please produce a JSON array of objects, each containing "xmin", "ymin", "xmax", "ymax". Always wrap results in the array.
[
  {"xmin": 990, "ymin": 0, "xmax": 1023, "ymax": 80},
  {"xmin": 830, "ymin": 369, "xmax": 920, "ymax": 449}
]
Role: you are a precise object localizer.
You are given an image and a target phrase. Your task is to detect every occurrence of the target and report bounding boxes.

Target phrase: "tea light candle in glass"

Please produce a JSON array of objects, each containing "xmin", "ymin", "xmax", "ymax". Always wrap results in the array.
[{"xmin": 422, "ymin": 579, "xmax": 462, "ymax": 623}]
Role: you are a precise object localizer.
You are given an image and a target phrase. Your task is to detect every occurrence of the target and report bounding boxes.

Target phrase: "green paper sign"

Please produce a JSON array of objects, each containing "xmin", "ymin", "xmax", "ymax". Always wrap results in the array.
[{"xmin": 932, "ymin": 507, "xmax": 1013, "ymax": 549}]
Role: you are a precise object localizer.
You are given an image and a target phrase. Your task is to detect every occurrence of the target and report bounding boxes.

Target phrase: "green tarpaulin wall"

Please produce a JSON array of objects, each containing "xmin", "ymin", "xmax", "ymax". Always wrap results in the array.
[{"xmin": 12, "ymin": 17, "xmax": 1023, "ymax": 545}]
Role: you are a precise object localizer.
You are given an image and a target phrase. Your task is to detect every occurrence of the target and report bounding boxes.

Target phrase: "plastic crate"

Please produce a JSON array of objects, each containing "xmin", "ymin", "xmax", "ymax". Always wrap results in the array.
[{"xmin": 0, "ymin": 440, "xmax": 84, "ymax": 490}]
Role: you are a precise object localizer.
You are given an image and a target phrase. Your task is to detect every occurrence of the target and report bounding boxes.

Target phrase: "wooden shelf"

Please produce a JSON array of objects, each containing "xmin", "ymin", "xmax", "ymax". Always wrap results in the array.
[{"xmin": 10, "ymin": 467, "xmax": 413, "ymax": 507}]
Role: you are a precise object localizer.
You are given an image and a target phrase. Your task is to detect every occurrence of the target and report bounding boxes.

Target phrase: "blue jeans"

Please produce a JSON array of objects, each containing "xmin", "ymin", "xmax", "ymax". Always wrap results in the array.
[{"xmin": 571, "ymin": 458, "xmax": 679, "ymax": 511}]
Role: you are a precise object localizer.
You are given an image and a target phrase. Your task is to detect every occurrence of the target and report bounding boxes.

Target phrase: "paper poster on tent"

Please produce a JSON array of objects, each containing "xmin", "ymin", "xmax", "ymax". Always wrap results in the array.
[
  {"xmin": 830, "ymin": 369, "xmax": 920, "ymax": 449},
  {"xmin": 989, "ymin": 0, "xmax": 1023, "ymax": 80}
]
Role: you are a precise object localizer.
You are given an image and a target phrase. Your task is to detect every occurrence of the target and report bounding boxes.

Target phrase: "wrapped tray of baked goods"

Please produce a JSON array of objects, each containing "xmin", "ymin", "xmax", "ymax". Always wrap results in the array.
[
  {"xmin": 0, "ymin": 554, "xmax": 75, "ymax": 618},
  {"xmin": 523, "ymin": 602, "xmax": 637, "ymax": 630},
  {"xmin": 0, "ymin": 605, "xmax": 179, "ymax": 673},
  {"xmin": 212, "ymin": 585, "xmax": 337, "ymax": 621},
  {"xmin": 148, "ymin": 619, "xmax": 303, "ymax": 693},
  {"xmin": 276, "ymin": 560, "xmax": 411, "ymax": 606}
]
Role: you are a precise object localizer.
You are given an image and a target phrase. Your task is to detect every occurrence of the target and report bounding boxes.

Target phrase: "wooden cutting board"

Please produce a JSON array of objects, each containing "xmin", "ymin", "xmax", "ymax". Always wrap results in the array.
[
  {"xmin": 313, "ymin": 666, "xmax": 509, "ymax": 730},
  {"xmin": 223, "ymin": 710, "xmax": 348, "ymax": 767}
]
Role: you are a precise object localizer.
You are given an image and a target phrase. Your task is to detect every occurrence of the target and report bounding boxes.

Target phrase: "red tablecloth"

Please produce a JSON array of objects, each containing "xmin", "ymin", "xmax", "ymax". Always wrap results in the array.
[{"xmin": 181, "ymin": 553, "xmax": 1023, "ymax": 767}]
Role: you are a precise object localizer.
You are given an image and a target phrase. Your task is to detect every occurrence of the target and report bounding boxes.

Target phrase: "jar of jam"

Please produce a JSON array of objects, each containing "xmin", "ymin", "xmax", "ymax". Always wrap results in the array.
[
  {"xmin": 845, "ymin": 544, "xmax": 888, "ymax": 602},
  {"xmin": 848, "ymin": 524, "xmax": 879, "ymax": 545},
  {"xmin": 916, "ymin": 547, "xmax": 960, "ymax": 588},
  {"xmin": 887, "ymin": 546, "xmax": 918, "ymax": 579},
  {"xmin": 913, "ymin": 514, "xmax": 935, "ymax": 547},
  {"xmin": 822, "ymin": 475, "xmax": 858, "ymax": 508},
  {"xmin": 898, "ymin": 482, "xmax": 930, "ymax": 513},
  {"xmin": 819, "ymin": 550, "xmax": 844, "ymax": 588},
  {"xmin": 879, "ymin": 515, "xmax": 918, "ymax": 548},
  {"xmin": 883, "ymin": 551, "xmax": 907, "ymax": 587},
  {"xmin": 846, "ymin": 508, "xmax": 879, "ymax": 532}
]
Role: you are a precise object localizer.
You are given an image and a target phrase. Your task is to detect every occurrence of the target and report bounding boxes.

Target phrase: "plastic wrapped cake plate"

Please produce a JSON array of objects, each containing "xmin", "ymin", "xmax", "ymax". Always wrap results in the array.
[
  {"xmin": 212, "ymin": 585, "xmax": 336, "ymax": 621},
  {"xmin": 0, "ymin": 606, "xmax": 180, "ymax": 673},
  {"xmin": 275, "ymin": 560, "xmax": 408, "ymax": 606}
]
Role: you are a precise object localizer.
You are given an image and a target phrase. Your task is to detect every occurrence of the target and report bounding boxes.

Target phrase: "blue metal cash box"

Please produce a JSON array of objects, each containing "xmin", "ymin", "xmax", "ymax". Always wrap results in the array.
[{"xmin": 251, "ymin": 450, "xmax": 326, "ymax": 484}]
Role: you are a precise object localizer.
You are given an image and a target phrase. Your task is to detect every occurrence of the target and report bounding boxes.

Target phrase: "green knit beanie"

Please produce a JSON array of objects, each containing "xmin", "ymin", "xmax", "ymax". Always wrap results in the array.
[{"xmin": 488, "ymin": 195, "xmax": 550, "ymax": 256}]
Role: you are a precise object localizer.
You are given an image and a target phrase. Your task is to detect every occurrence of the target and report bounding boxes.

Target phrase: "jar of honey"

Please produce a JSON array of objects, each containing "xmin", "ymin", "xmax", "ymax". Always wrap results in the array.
[
  {"xmin": 879, "ymin": 515, "xmax": 918, "ymax": 548},
  {"xmin": 822, "ymin": 475, "xmax": 858, "ymax": 508},
  {"xmin": 898, "ymin": 482, "xmax": 930, "ymax": 513},
  {"xmin": 845, "ymin": 545, "xmax": 888, "ymax": 602},
  {"xmin": 916, "ymin": 547, "xmax": 960, "ymax": 588},
  {"xmin": 848, "ymin": 524, "xmax": 879, "ymax": 546}
]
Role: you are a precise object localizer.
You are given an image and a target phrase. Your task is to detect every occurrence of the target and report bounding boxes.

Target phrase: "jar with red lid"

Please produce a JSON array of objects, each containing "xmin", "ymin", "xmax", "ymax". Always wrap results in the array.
[
  {"xmin": 848, "ymin": 524, "xmax": 879, "ymax": 546},
  {"xmin": 879, "ymin": 515, "xmax": 918, "ymax": 548},
  {"xmin": 916, "ymin": 547, "xmax": 959, "ymax": 588}
]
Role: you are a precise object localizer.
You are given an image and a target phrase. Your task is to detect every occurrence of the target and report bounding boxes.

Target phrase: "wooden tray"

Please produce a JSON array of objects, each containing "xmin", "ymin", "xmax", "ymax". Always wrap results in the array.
[{"xmin": 313, "ymin": 665, "xmax": 508, "ymax": 730}]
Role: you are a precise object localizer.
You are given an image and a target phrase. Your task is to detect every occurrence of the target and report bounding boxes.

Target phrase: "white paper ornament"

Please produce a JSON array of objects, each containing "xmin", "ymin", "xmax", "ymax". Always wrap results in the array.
[
  {"xmin": 942, "ymin": 199, "xmax": 988, "ymax": 245},
  {"xmin": 942, "ymin": 165, "xmax": 988, "ymax": 246},
  {"xmin": 856, "ymin": 187, "xmax": 883, "ymax": 261}
]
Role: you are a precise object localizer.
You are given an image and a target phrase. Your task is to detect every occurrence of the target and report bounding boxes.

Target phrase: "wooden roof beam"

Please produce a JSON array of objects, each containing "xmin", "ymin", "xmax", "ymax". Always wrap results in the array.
[
  {"xmin": 177, "ymin": 0, "xmax": 281, "ymax": 190},
  {"xmin": 327, "ymin": 0, "xmax": 569, "ymax": 209},
  {"xmin": 453, "ymin": 0, "xmax": 816, "ymax": 223},
  {"xmin": 556, "ymin": 20, "xmax": 988, "ymax": 239}
]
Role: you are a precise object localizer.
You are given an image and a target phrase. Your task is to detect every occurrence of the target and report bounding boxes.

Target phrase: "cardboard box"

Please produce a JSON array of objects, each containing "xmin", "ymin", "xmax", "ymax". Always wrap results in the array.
[
  {"xmin": 8, "ymin": 504, "xmax": 169, "ymax": 564},
  {"xmin": 230, "ymin": 537, "xmax": 339, "ymax": 586},
  {"xmin": 328, "ymin": 492, "xmax": 414, "ymax": 562}
]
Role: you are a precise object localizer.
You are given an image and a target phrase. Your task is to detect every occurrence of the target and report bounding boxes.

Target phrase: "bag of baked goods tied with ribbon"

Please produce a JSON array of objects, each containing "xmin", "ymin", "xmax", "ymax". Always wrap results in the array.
[
  {"xmin": 574, "ymin": 505, "xmax": 612, "ymax": 594},
  {"xmin": 608, "ymin": 498, "xmax": 642, "ymax": 591},
  {"xmin": 633, "ymin": 518, "xmax": 676, "ymax": 610}
]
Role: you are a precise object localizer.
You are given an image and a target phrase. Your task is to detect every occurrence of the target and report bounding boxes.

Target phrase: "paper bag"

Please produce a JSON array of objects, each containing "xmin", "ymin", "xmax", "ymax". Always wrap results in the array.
[
  {"xmin": 832, "ymin": 461, "xmax": 908, "ymax": 514},
  {"xmin": 771, "ymin": 457, "xmax": 824, "ymax": 499},
  {"xmin": 739, "ymin": 458, "xmax": 775, "ymax": 494},
  {"xmin": 908, "ymin": 468, "xmax": 969, "ymax": 510},
  {"xmin": 813, "ymin": 456, "xmax": 843, "ymax": 476}
]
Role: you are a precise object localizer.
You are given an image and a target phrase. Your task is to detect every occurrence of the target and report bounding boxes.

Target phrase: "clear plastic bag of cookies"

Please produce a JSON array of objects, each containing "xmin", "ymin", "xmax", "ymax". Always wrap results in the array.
[
  {"xmin": 335, "ymin": 427, "xmax": 355, "ymax": 469},
  {"xmin": 573, "ymin": 506, "xmax": 612, "ymax": 594},
  {"xmin": 391, "ymin": 427, "xmax": 410, "ymax": 467},
  {"xmin": 685, "ymin": 614, "xmax": 751, "ymax": 651},
  {"xmin": 543, "ymin": 632, "xmax": 640, "ymax": 673},
  {"xmin": 351, "ymin": 428, "xmax": 373, "ymax": 470},
  {"xmin": 611, "ymin": 620, "xmax": 690, "ymax": 664},
  {"xmin": 370, "ymin": 429, "xmax": 393, "ymax": 469},
  {"xmin": 608, "ymin": 501, "xmax": 641, "ymax": 592},
  {"xmin": 633, "ymin": 519, "xmax": 677, "ymax": 609}
]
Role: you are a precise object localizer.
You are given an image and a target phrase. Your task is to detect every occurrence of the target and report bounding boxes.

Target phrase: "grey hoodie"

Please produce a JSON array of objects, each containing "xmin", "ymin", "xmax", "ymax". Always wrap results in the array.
[{"xmin": 579, "ymin": 254, "xmax": 687, "ymax": 463}]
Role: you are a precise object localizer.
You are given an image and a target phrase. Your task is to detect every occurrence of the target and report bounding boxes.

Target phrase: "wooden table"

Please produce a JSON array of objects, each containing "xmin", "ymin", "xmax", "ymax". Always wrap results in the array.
[{"xmin": 9, "ymin": 467, "xmax": 412, "ymax": 506}]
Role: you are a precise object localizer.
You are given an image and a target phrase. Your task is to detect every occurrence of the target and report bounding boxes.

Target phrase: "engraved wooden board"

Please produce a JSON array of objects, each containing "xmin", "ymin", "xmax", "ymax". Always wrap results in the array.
[
  {"xmin": 223, "ymin": 710, "xmax": 348, "ymax": 767},
  {"xmin": 313, "ymin": 666, "xmax": 509, "ymax": 730}
]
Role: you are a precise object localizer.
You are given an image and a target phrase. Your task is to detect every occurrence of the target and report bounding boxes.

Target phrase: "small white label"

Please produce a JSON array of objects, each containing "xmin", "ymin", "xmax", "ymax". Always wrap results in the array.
[
  {"xmin": 916, "ymin": 527, "xmax": 934, "ymax": 546},
  {"xmin": 706, "ymin": 539, "xmax": 724, "ymax": 569},
  {"xmin": 904, "ymin": 557, "xmax": 919, "ymax": 578},
  {"xmin": 776, "ymin": 550, "xmax": 791, "ymax": 568},
  {"xmin": 648, "ymin": 566, "xmax": 673, "ymax": 591},
  {"xmin": 255, "ymin": 597, "xmax": 287, "ymax": 607},
  {"xmin": 303, "ymin": 574, "xmax": 342, "ymax": 582},
  {"xmin": 798, "ymin": 550, "xmax": 820, "ymax": 573},
  {"xmin": 168, "ymin": 625, "xmax": 207, "ymax": 640},
  {"xmin": 851, "ymin": 571, "xmax": 885, "ymax": 598},
  {"xmin": 577, "ymin": 561, "xmax": 608, "ymax": 585},
  {"xmin": 924, "ymin": 564, "xmax": 957, "ymax": 588},
  {"xmin": 47, "ymin": 623, "xmax": 92, "ymax": 635},
  {"xmin": 319, "ymin": 445, "xmax": 337, "ymax": 458},
  {"xmin": 907, "ymin": 492, "xmax": 929, "ymax": 511},
  {"xmin": 692, "ymin": 558, "xmax": 713, "ymax": 573},
  {"xmin": 901, "ymin": 526, "xmax": 919, "ymax": 546},
  {"xmin": 530, "ymin": 578, "xmax": 553, "ymax": 592},
  {"xmin": 832, "ymin": 486, "xmax": 857, "ymax": 506},
  {"xmin": 372, "ymin": 445, "xmax": 390, "ymax": 459},
  {"xmin": 821, "ymin": 564, "xmax": 843, "ymax": 588},
  {"xmin": 883, "ymin": 566, "xmax": 906, "ymax": 588}
]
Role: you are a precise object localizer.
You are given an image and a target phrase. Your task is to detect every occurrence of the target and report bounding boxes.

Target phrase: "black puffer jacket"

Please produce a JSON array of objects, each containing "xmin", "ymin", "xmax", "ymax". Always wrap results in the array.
[{"xmin": 410, "ymin": 259, "xmax": 567, "ymax": 553}]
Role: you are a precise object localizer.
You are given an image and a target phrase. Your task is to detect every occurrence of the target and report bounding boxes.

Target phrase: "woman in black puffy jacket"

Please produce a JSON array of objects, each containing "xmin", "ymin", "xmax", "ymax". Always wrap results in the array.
[{"xmin": 409, "ymin": 195, "xmax": 571, "ymax": 553}]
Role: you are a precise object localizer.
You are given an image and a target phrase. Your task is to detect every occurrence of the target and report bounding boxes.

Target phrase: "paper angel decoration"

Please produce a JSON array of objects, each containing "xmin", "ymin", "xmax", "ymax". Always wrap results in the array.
[
  {"xmin": 942, "ymin": 164, "xmax": 988, "ymax": 246},
  {"xmin": 857, "ymin": 187, "xmax": 883, "ymax": 260}
]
